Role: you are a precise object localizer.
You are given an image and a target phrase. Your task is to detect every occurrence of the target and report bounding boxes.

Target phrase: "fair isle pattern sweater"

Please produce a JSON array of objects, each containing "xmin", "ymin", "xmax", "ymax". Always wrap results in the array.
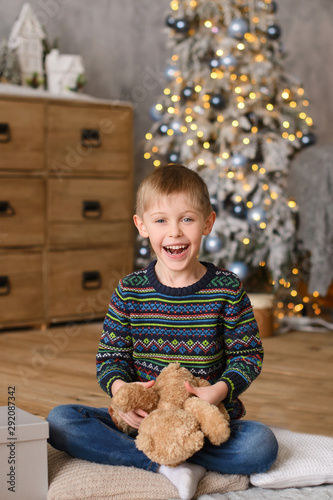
[{"xmin": 96, "ymin": 260, "xmax": 263, "ymax": 419}]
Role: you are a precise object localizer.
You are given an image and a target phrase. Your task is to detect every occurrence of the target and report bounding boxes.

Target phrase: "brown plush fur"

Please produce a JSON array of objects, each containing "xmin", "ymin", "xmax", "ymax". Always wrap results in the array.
[{"xmin": 108, "ymin": 363, "xmax": 230, "ymax": 466}]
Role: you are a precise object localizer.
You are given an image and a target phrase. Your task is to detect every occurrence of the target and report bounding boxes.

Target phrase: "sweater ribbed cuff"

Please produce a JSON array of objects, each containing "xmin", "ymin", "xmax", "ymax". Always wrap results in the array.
[
  {"xmin": 219, "ymin": 370, "xmax": 249, "ymax": 402},
  {"xmin": 103, "ymin": 371, "xmax": 133, "ymax": 397}
]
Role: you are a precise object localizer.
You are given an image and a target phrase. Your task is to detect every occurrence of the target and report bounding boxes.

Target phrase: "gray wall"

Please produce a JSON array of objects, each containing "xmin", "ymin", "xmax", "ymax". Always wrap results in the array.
[{"xmin": 1, "ymin": 0, "xmax": 332, "ymax": 188}]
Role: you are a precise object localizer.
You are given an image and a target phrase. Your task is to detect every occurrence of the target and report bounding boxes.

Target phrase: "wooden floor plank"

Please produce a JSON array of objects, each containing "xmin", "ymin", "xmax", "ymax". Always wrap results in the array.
[{"xmin": 0, "ymin": 324, "xmax": 332, "ymax": 436}]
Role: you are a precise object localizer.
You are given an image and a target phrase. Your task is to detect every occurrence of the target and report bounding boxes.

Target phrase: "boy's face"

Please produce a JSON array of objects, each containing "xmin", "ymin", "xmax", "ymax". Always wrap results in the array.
[{"xmin": 133, "ymin": 193, "xmax": 216, "ymax": 277}]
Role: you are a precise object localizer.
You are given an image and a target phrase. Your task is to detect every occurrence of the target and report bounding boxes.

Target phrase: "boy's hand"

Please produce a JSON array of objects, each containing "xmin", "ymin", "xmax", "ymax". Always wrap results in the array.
[
  {"xmin": 111, "ymin": 379, "xmax": 155, "ymax": 429},
  {"xmin": 184, "ymin": 380, "xmax": 228, "ymax": 406}
]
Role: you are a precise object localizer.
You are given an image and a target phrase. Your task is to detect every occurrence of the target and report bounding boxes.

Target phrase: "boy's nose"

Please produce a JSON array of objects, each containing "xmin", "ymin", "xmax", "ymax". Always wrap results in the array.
[{"xmin": 169, "ymin": 222, "xmax": 183, "ymax": 237}]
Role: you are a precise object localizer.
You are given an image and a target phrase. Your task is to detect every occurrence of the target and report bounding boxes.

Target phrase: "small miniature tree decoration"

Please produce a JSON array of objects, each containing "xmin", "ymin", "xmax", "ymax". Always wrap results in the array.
[{"xmin": 8, "ymin": 3, "xmax": 45, "ymax": 88}]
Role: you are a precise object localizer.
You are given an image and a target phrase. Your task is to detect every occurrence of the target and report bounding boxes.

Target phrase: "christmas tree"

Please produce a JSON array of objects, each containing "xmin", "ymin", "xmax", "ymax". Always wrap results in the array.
[
  {"xmin": 0, "ymin": 39, "xmax": 21, "ymax": 85},
  {"xmin": 142, "ymin": 0, "xmax": 315, "ymax": 295}
]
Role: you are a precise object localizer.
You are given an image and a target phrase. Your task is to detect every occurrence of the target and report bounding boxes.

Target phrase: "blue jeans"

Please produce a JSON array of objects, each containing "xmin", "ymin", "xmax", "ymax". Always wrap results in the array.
[{"xmin": 47, "ymin": 404, "xmax": 278, "ymax": 475}]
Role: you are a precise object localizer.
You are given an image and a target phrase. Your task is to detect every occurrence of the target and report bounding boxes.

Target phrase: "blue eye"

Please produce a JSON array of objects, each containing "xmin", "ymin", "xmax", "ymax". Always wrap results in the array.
[
  {"xmin": 156, "ymin": 219, "xmax": 165, "ymax": 223},
  {"xmin": 183, "ymin": 217, "xmax": 193, "ymax": 223}
]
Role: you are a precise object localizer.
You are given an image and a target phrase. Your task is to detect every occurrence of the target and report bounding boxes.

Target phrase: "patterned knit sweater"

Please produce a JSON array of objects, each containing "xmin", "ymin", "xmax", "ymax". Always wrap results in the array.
[{"xmin": 96, "ymin": 260, "xmax": 263, "ymax": 419}]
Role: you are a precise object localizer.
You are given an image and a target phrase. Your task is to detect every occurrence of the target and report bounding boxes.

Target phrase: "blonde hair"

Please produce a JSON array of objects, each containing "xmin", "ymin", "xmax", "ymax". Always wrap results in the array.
[{"xmin": 136, "ymin": 164, "xmax": 213, "ymax": 217}]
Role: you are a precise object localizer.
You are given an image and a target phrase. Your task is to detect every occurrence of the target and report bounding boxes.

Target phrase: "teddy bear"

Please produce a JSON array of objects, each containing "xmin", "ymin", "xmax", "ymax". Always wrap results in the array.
[{"xmin": 108, "ymin": 363, "xmax": 230, "ymax": 466}]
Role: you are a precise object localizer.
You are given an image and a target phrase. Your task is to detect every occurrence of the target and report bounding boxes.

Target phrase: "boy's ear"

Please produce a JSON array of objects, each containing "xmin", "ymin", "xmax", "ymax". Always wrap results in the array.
[
  {"xmin": 133, "ymin": 214, "xmax": 149, "ymax": 238},
  {"xmin": 203, "ymin": 211, "xmax": 216, "ymax": 235}
]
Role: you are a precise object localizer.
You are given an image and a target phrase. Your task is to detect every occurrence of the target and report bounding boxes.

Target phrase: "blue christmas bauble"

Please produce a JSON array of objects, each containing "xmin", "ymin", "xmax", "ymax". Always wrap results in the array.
[
  {"xmin": 168, "ymin": 151, "xmax": 180, "ymax": 163},
  {"xmin": 169, "ymin": 120, "xmax": 182, "ymax": 135},
  {"xmin": 228, "ymin": 18, "xmax": 249, "ymax": 39},
  {"xmin": 174, "ymin": 18, "xmax": 190, "ymax": 34},
  {"xmin": 138, "ymin": 242, "xmax": 150, "ymax": 259},
  {"xmin": 150, "ymin": 105, "xmax": 163, "ymax": 122},
  {"xmin": 182, "ymin": 85, "xmax": 195, "ymax": 100},
  {"xmin": 204, "ymin": 234, "xmax": 223, "ymax": 253},
  {"xmin": 267, "ymin": 24, "xmax": 281, "ymax": 40},
  {"xmin": 228, "ymin": 261, "xmax": 249, "ymax": 281},
  {"xmin": 220, "ymin": 54, "xmax": 238, "ymax": 69},
  {"xmin": 164, "ymin": 65, "xmax": 177, "ymax": 81},
  {"xmin": 260, "ymin": 85, "xmax": 271, "ymax": 97},
  {"xmin": 231, "ymin": 153, "xmax": 248, "ymax": 168},
  {"xmin": 301, "ymin": 132, "xmax": 316, "ymax": 147},
  {"xmin": 247, "ymin": 206, "xmax": 267, "ymax": 226},
  {"xmin": 210, "ymin": 93, "xmax": 227, "ymax": 110},
  {"xmin": 231, "ymin": 201, "xmax": 247, "ymax": 219},
  {"xmin": 210, "ymin": 195, "xmax": 219, "ymax": 213},
  {"xmin": 210, "ymin": 57, "xmax": 221, "ymax": 69},
  {"xmin": 166, "ymin": 15, "xmax": 176, "ymax": 28},
  {"xmin": 158, "ymin": 124, "xmax": 169, "ymax": 135}
]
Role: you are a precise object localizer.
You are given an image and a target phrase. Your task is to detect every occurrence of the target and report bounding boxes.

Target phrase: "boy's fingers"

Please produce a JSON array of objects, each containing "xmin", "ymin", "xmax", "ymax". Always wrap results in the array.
[
  {"xmin": 118, "ymin": 410, "xmax": 147, "ymax": 428},
  {"xmin": 135, "ymin": 408, "xmax": 148, "ymax": 418},
  {"xmin": 145, "ymin": 380, "xmax": 155, "ymax": 387},
  {"xmin": 184, "ymin": 381, "xmax": 198, "ymax": 395},
  {"xmin": 136, "ymin": 380, "xmax": 155, "ymax": 388}
]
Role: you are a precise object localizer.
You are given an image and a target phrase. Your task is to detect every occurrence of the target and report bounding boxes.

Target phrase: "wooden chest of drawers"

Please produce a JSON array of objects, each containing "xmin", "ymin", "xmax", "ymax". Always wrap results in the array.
[{"xmin": 0, "ymin": 91, "xmax": 134, "ymax": 329}]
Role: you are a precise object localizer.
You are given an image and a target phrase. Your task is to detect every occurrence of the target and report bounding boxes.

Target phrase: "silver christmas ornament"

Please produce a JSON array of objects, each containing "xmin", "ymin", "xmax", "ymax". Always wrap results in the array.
[
  {"xmin": 164, "ymin": 65, "xmax": 177, "ymax": 81},
  {"xmin": 168, "ymin": 150, "xmax": 181, "ymax": 163},
  {"xmin": 170, "ymin": 120, "xmax": 182, "ymax": 135},
  {"xmin": 174, "ymin": 18, "xmax": 190, "ymax": 34},
  {"xmin": 247, "ymin": 206, "xmax": 267, "ymax": 226},
  {"xmin": 228, "ymin": 18, "xmax": 249, "ymax": 39},
  {"xmin": 301, "ymin": 133, "xmax": 316, "ymax": 147},
  {"xmin": 267, "ymin": 24, "xmax": 281, "ymax": 40},
  {"xmin": 228, "ymin": 261, "xmax": 249, "ymax": 281},
  {"xmin": 231, "ymin": 153, "xmax": 248, "ymax": 168},
  {"xmin": 158, "ymin": 124, "xmax": 169, "ymax": 135},
  {"xmin": 220, "ymin": 54, "xmax": 238, "ymax": 69},
  {"xmin": 210, "ymin": 93, "xmax": 227, "ymax": 110},
  {"xmin": 204, "ymin": 234, "xmax": 223, "ymax": 253},
  {"xmin": 150, "ymin": 105, "xmax": 163, "ymax": 122},
  {"xmin": 210, "ymin": 57, "xmax": 221, "ymax": 69}
]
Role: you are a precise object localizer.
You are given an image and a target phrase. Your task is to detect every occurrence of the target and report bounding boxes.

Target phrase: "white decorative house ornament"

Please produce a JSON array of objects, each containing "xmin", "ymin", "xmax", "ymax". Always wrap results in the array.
[
  {"xmin": 45, "ymin": 49, "xmax": 85, "ymax": 95},
  {"xmin": 8, "ymin": 3, "xmax": 45, "ymax": 86}
]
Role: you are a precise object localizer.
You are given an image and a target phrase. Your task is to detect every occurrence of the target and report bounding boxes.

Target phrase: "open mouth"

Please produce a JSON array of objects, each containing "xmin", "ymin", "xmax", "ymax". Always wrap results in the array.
[{"xmin": 164, "ymin": 245, "xmax": 189, "ymax": 256}]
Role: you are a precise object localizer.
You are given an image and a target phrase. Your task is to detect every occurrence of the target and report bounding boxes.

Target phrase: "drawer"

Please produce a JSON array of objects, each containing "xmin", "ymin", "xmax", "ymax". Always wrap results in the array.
[
  {"xmin": 48, "ymin": 221, "xmax": 133, "ymax": 248},
  {"xmin": 0, "ymin": 100, "xmax": 45, "ymax": 171},
  {"xmin": 48, "ymin": 178, "xmax": 132, "ymax": 222},
  {"xmin": 47, "ymin": 247, "xmax": 133, "ymax": 320},
  {"xmin": 0, "ymin": 178, "xmax": 45, "ymax": 247},
  {"xmin": 46, "ymin": 104, "xmax": 133, "ymax": 176},
  {"xmin": 47, "ymin": 177, "xmax": 133, "ymax": 247},
  {"xmin": 0, "ymin": 250, "xmax": 43, "ymax": 326}
]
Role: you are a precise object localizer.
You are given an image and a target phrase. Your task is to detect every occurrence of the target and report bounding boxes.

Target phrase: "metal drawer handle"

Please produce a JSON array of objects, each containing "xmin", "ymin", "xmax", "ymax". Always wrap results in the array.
[
  {"xmin": 0, "ymin": 123, "xmax": 11, "ymax": 143},
  {"xmin": 82, "ymin": 200, "xmax": 102, "ymax": 219},
  {"xmin": 81, "ymin": 128, "xmax": 101, "ymax": 148},
  {"xmin": 0, "ymin": 201, "xmax": 15, "ymax": 217},
  {"xmin": 82, "ymin": 271, "xmax": 102, "ymax": 290},
  {"xmin": 0, "ymin": 276, "xmax": 10, "ymax": 296}
]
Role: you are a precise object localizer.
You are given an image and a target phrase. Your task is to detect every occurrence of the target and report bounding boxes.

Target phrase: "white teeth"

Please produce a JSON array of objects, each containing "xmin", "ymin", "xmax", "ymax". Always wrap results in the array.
[
  {"xmin": 164, "ymin": 244, "xmax": 189, "ymax": 255},
  {"xmin": 166, "ymin": 245, "xmax": 187, "ymax": 250}
]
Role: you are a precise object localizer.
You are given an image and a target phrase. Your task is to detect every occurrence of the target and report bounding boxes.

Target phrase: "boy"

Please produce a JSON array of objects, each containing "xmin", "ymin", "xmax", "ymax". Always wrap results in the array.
[{"xmin": 48, "ymin": 164, "xmax": 278, "ymax": 500}]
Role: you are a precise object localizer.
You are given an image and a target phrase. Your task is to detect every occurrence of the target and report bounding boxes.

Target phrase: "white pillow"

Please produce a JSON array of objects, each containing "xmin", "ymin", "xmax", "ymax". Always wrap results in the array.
[{"xmin": 250, "ymin": 427, "xmax": 333, "ymax": 489}]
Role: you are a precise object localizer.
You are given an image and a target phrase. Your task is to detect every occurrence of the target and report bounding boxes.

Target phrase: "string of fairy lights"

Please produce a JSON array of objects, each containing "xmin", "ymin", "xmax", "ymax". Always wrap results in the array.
[{"xmin": 142, "ymin": 0, "xmax": 321, "ymax": 319}]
